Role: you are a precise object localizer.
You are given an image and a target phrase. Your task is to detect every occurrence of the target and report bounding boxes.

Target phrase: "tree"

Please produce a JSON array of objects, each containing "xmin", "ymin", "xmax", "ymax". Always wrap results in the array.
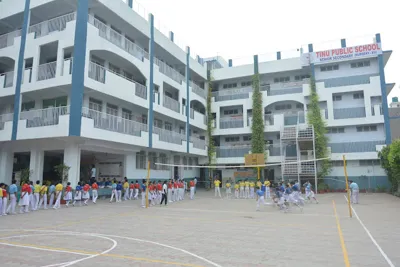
[
  {"xmin": 307, "ymin": 75, "xmax": 331, "ymax": 179},
  {"xmin": 379, "ymin": 140, "xmax": 400, "ymax": 192},
  {"xmin": 251, "ymin": 73, "xmax": 265, "ymax": 156},
  {"xmin": 206, "ymin": 71, "xmax": 216, "ymax": 187}
]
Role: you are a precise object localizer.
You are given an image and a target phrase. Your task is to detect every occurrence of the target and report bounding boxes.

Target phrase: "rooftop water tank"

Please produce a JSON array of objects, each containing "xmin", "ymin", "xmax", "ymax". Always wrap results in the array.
[{"xmin": 392, "ymin": 97, "xmax": 398, "ymax": 103}]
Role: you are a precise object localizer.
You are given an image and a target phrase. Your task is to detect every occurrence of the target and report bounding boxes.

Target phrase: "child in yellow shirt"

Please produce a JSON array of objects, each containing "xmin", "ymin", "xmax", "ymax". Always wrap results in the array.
[
  {"xmin": 239, "ymin": 180, "xmax": 245, "ymax": 198},
  {"xmin": 264, "ymin": 180, "xmax": 271, "ymax": 199},
  {"xmin": 250, "ymin": 181, "xmax": 255, "ymax": 199},
  {"xmin": 214, "ymin": 179, "xmax": 221, "ymax": 198},
  {"xmin": 244, "ymin": 180, "xmax": 250, "ymax": 199},
  {"xmin": 225, "ymin": 181, "xmax": 232, "ymax": 199},
  {"xmin": 234, "ymin": 183, "xmax": 240, "ymax": 198}
]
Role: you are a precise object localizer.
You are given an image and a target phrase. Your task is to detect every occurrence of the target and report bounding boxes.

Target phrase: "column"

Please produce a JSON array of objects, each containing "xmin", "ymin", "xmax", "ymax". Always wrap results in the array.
[
  {"xmin": 56, "ymin": 43, "xmax": 64, "ymax": 77},
  {"xmin": 169, "ymin": 31, "xmax": 174, "ymax": 42},
  {"xmin": 186, "ymin": 46, "xmax": 190, "ymax": 153},
  {"xmin": 228, "ymin": 59, "xmax": 232, "ymax": 67},
  {"xmin": 148, "ymin": 13, "xmax": 155, "ymax": 148},
  {"xmin": 0, "ymin": 149, "xmax": 14, "ymax": 184},
  {"xmin": 29, "ymin": 148, "xmax": 44, "ymax": 183},
  {"xmin": 124, "ymin": 153, "xmax": 136, "ymax": 178},
  {"xmin": 64, "ymin": 143, "xmax": 81, "ymax": 187},
  {"xmin": 277, "ymin": 51, "xmax": 281, "ymax": 60},
  {"xmin": 341, "ymin": 39, "xmax": 346, "ymax": 48}
]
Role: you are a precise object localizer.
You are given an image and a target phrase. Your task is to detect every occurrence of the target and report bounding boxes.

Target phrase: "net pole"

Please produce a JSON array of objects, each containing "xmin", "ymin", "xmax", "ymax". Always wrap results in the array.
[
  {"xmin": 257, "ymin": 167, "xmax": 260, "ymax": 181},
  {"xmin": 145, "ymin": 160, "xmax": 150, "ymax": 208},
  {"xmin": 342, "ymin": 155, "xmax": 352, "ymax": 218}
]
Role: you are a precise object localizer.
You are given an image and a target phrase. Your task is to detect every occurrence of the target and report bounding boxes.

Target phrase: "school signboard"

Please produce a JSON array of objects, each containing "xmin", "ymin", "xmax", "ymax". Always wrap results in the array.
[
  {"xmin": 244, "ymin": 153, "xmax": 264, "ymax": 166},
  {"xmin": 301, "ymin": 43, "xmax": 382, "ymax": 66}
]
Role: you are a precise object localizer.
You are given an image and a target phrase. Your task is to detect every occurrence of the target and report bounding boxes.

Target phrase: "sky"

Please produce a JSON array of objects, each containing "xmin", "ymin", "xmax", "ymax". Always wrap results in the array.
[{"xmin": 133, "ymin": 0, "xmax": 398, "ymax": 101}]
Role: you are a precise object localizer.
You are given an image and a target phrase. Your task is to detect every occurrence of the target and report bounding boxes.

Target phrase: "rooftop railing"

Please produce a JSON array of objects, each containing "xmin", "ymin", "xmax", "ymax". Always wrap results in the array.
[{"xmin": 321, "ymin": 74, "xmax": 378, "ymax": 88}]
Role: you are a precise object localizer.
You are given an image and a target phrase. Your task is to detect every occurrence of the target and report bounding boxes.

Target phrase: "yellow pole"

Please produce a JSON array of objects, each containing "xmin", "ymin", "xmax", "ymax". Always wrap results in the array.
[
  {"xmin": 145, "ymin": 160, "xmax": 150, "ymax": 208},
  {"xmin": 257, "ymin": 167, "xmax": 260, "ymax": 181},
  {"xmin": 342, "ymin": 155, "xmax": 352, "ymax": 218}
]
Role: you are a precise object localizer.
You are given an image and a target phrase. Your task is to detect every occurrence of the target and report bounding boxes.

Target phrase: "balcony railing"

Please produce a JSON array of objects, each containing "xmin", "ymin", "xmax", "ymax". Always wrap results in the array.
[
  {"xmin": 220, "ymin": 116, "xmax": 244, "ymax": 129},
  {"xmin": 153, "ymin": 126, "xmax": 186, "ymax": 145},
  {"xmin": 163, "ymin": 94, "xmax": 180, "ymax": 113},
  {"xmin": 29, "ymin": 12, "xmax": 76, "ymax": 39},
  {"xmin": 190, "ymin": 136, "xmax": 206, "ymax": 149},
  {"xmin": 88, "ymin": 62, "xmax": 147, "ymax": 99},
  {"xmin": 1, "ymin": 71, "xmax": 14, "ymax": 88},
  {"xmin": 154, "ymin": 58, "xmax": 184, "ymax": 84},
  {"xmin": 37, "ymin": 61, "xmax": 57, "ymax": 81},
  {"xmin": 268, "ymin": 145, "xmax": 281, "ymax": 156},
  {"xmin": 190, "ymin": 81, "xmax": 205, "ymax": 99},
  {"xmin": 88, "ymin": 15, "xmax": 149, "ymax": 62},
  {"xmin": 82, "ymin": 107, "xmax": 148, "ymax": 137},
  {"xmin": 329, "ymin": 140, "xmax": 385, "ymax": 153},
  {"xmin": 333, "ymin": 107, "xmax": 366, "ymax": 119},
  {"xmin": 0, "ymin": 113, "xmax": 13, "ymax": 130},
  {"xmin": 212, "ymin": 87, "xmax": 252, "ymax": 102},
  {"xmin": 0, "ymin": 30, "xmax": 21, "ymax": 49},
  {"xmin": 62, "ymin": 58, "xmax": 73, "ymax": 76},
  {"xmin": 322, "ymin": 74, "xmax": 378, "ymax": 88},
  {"xmin": 284, "ymin": 112, "xmax": 305, "ymax": 125},
  {"xmin": 20, "ymin": 106, "xmax": 69, "ymax": 128},
  {"xmin": 264, "ymin": 114, "xmax": 274, "ymax": 125},
  {"xmin": 216, "ymin": 145, "xmax": 251, "ymax": 158}
]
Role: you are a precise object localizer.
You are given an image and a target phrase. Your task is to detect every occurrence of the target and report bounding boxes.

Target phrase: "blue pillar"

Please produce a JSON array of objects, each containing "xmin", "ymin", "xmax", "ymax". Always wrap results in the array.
[
  {"xmin": 128, "ymin": 0, "xmax": 133, "ymax": 8},
  {"xmin": 253, "ymin": 55, "xmax": 258, "ymax": 74},
  {"xmin": 308, "ymin": 43, "xmax": 315, "ymax": 78},
  {"xmin": 376, "ymin": 33, "xmax": 391, "ymax": 144},
  {"xmin": 341, "ymin": 39, "xmax": 346, "ymax": 48},
  {"xmin": 169, "ymin": 31, "xmax": 174, "ymax": 42},
  {"xmin": 186, "ymin": 46, "xmax": 190, "ymax": 154},
  {"xmin": 228, "ymin": 59, "xmax": 232, "ymax": 67},
  {"xmin": 308, "ymin": 43, "xmax": 313, "ymax": 53},
  {"xmin": 69, "ymin": 0, "xmax": 89, "ymax": 136},
  {"xmin": 12, "ymin": 0, "xmax": 31, "ymax": 140},
  {"xmin": 277, "ymin": 51, "xmax": 281, "ymax": 60},
  {"xmin": 148, "ymin": 13, "xmax": 155, "ymax": 148}
]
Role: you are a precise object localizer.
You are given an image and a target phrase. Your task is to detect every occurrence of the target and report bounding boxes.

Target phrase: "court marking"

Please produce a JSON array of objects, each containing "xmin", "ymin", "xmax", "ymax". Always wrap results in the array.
[
  {"xmin": 344, "ymin": 196, "xmax": 395, "ymax": 267},
  {"xmin": 0, "ymin": 229, "xmax": 222, "ymax": 267},
  {"xmin": 332, "ymin": 200, "xmax": 350, "ymax": 267}
]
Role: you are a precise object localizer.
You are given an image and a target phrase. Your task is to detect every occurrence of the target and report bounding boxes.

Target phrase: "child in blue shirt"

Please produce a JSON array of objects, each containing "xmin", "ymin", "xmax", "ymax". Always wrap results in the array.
[
  {"xmin": 110, "ymin": 180, "xmax": 117, "ymax": 203},
  {"xmin": 141, "ymin": 181, "xmax": 147, "ymax": 208},
  {"xmin": 116, "ymin": 181, "xmax": 123, "ymax": 202},
  {"xmin": 73, "ymin": 182, "xmax": 82, "ymax": 206},
  {"xmin": 256, "ymin": 188, "xmax": 266, "ymax": 211}
]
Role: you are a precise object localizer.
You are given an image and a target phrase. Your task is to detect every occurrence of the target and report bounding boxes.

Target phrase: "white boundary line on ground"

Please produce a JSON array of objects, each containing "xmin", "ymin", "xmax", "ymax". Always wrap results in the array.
[
  {"xmin": 343, "ymin": 196, "xmax": 395, "ymax": 267},
  {"xmin": 0, "ymin": 229, "xmax": 222, "ymax": 267}
]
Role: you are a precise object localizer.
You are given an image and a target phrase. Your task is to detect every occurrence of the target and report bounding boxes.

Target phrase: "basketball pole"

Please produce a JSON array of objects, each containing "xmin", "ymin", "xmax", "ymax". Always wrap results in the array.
[
  {"xmin": 145, "ymin": 160, "xmax": 150, "ymax": 208},
  {"xmin": 342, "ymin": 155, "xmax": 352, "ymax": 218}
]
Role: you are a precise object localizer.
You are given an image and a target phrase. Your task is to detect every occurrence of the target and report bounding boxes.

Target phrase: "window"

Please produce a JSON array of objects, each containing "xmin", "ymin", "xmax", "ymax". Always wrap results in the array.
[
  {"xmin": 225, "ymin": 136, "xmax": 240, "ymax": 142},
  {"xmin": 165, "ymin": 122, "xmax": 172, "ymax": 131},
  {"xmin": 321, "ymin": 65, "xmax": 339, "ymax": 72},
  {"xmin": 275, "ymin": 104, "xmax": 291, "ymax": 110},
  {"xmin": 353, "ymin": 92, "xmax": 364, "ymax": 99},
  {"xmin": 223, "ymin": 83, "xmax": 237, "ymax": 89},
  {"xmin": 122, "ymin": 109, "xmax": 132, "ymax": 120},
  {"xmin": 296, "ymin": 103, "xmax": 303, "ymax": 109},
  {"xmin": 89, "ymin": 98, "xmax": 102, "ymax": 111},
  {"xmin": 136, "ymin": 151, "xmax": 146, "ymax": 169},
  {"xmin": 327, "ymin": 127, "xmax": 345, "ymax": 134},
  {"xmin": 154, "ymin": 118, "xmax": 163, "ymax": 128},
  {"xmin": 141, "ymin": 114, "xmax": 147, "ymax": 125},
  {"xmin": 21, "ymin": 101, "xmax": 35, "ymax": 111},
  {"xmin": 243, "ymin": 136, "xmax": 252, "ymax": 141},
  {"xmin": 331, "ymin": 161, "xmax": 344, "ymax": 167},
  {"xmin": 223, "ymin": 109, "xmax": 239, "ymax": 115},
  {"xmin": 356, "ymin": 125, "xmax": 378, "ymax": 132},
  {"xmin": 188, "ymin": 158, "xmax": 193, "ymax": 170},
  {"xmin": 106, "ymin": 104, "xmax": 118, "ymax": 116},
  {"xmin": 351, "ymin": 61, "xmax": 370, "ymax": 68},
  {"xmin": 333, "ymin": 95, "xmax": 342, "ymax": 101},
  {"xmin": 183, "ymin": 157, "xmax": 188, "ymax": 170},
  {"xmin": 359, "ymin": 159, "xmax": 380, "ymax": 166},
  {"xmin": 273, "ymin": 76, "xmax": 290, "ymax": 83},
  {"xmin": 159, "ymin": 154, "xmax": 169, "ymax": 170},
  {"xmin": 241, "ymin": 81, "xmax": 252, "ymax": 87},
  {"xmin": 295, "ymin": 75, "xmax": 310, "ymax": 81},
  {"xmin": 148, "ymin": 152, "xmax": 158, "ymax": 170}
]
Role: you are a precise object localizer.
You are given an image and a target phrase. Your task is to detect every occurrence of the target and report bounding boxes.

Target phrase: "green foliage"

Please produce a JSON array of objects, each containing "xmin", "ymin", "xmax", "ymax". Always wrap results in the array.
[
  {"xmin": 54, "ymin": 163, "xmax": 71, "ymax": 183},
  {"xmin": 379, "ymin": 140, "xmax": 400, "ymax": 192},
  {"xmin": 307, "ymin": 75, "xmax": 331, "ymax": 179},
  {"xmin": 318, "ymin": 183, "xmax": 329, "ymax": 191},
  {"xmin": 251, "ymin": 73, "xmax": 266, "ymax": 158},
  {"xmin": 206, "ymin": 72, "xmax": 216, "ymax": 181},
  {"xmin": 20, "ymin": 168, "xmax": 32, "ymax": 185}
]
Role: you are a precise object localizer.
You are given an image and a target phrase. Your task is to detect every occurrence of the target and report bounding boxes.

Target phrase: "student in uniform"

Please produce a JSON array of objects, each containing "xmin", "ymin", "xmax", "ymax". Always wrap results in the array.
[
  {"xmin": 48, "ymin": 183, "xmax": 56, "ymax": 207},
  {"xmin": 256, "ymin": 187, "xmax": 266, "ymax": 211},
  {"xmin": 123, "ymin": 177, "xmax": 129, "ymax": 201},
  {"xmin": 157, "ymin": 181, "xmax": 163, "ymax": 204},
  {"xmin": 141, "ymin": 180, "xmax": 147, "ymax": 208},
  {"xmin": 303, "ymin": 181, "xmax": 318, "ymax": 204},
  {"xmin": 214, "ymin": 178, "xmax": 221, "ymax": 198},
  {"xmin": 160, "ymin": 181, "xmax": 168, "ymax": 206},
  {"xmin": 249, "ymin": 181, "xmax": 255, "ymax": 199},
  {"xmin": 167, "ymin": 179, "xmax": 173, "ymax": 203},
  {"xmin": 173, "ymin": 180, "xmax": 179, "ymax": 202},
  {"xmin": 225, "ymin": 181, "xmax": 232, "ymax": 199},
  {"xmin": 239, "ymin": 180, "xmax": 245, "ymax": 198},
  {"xmin": 234, "ymin": 182, "xmax": 240, "ymax": 199},
  {"xmin": 6, "ymin": 180, "xmax": 18, "ymax": 215},
  {"xmin": 62, "ymin": 182, "xmax": 71, "ymax": 207},
  {"xmin": 134, "ymin": 180, "xmax": 140, "ymax": 200},
  {"xmin": 0, "ymin": 183, "xmax": 3, "ymax": 216},
  {"xmin": 91, "ymin": 180, "xmax": 98, "ymax": 204},
  {"xmin": 189, "ymin": 179, "xmax": 195, "ymax": 200},
  {"xmin": 349, "ymin": 180, "xmax": 359, "ymax": 204},
  {"xmin": 244, "ymin": 179, "xmax": 250, "ymax": 199},
  {"xmin": 82, "ymin": 183, "xmax": 90, "ymax": 205},
  {"xmin": 264, "ymin": 180, "xmax": 271, "ymax": 199},
  {"xmin": 116, "ymin": 181, "xmax": 123, "ymax": 202},
  {"xmin": 1, "ymin": 184, "xmax": 7, "ymax": 216},
  {"xmin": 73, "ymin": 182, "xmax": 82, "ymax": 207},
  {"xmin": 129, "ymin": 181, "xmax": 135, "ymax": 200},
  {"xmin": 29, "ymin": 181, "xmax": 35, "ymax": 211},
  {"xmin": 110, "ymin": 180, "xmax": 117, "ymax": 203},
  {"xmin": 33, "ymin": 180, "xmax": 41, "ymax": 211},
  {"xmin": 19, "ymin": 183, "xmax": 30, "ymax": 213},
  {"xmin": 38, "ymin": 182, "xmax": 48, "ymax": 210}
]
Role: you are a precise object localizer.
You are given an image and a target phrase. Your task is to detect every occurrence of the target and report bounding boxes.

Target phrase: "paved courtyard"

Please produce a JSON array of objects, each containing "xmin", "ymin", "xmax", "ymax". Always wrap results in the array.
[{"xmin": 0, "ymin": 191, "xmax": 399, "ymax": 267}]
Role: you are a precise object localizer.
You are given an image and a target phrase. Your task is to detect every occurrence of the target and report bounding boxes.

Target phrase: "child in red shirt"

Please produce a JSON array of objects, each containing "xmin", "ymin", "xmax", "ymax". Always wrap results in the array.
[
  {"xmin": 2, "ymin": 184, "xmax": 7, "ymax": 216},
  {"xmin": 129, "ymin": 182, "xmax": 135, "ymax": 200},
  {"xmin": 82, "ymin": 183, "xmax": 90, "ymax": 205},
  {"xmin": 91, "ymin": 181, "xmax": 98, "ymax": 204},
  {"xmin": 64, "ymin": 182, "xmax": 72, "ymax": 207},
  {"xmin": 19, "ymin": 183, "xmax": 30, "ymax": 213},
  {"xmin": 134, "ymin": 181, "xmax": 140, "ymax": 199}
]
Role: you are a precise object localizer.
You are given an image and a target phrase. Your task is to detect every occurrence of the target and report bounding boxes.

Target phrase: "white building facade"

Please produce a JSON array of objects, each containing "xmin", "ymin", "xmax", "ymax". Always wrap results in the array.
[{"xmin": 0, "ymin": 0, "xmax": 394, "ymax": 190}]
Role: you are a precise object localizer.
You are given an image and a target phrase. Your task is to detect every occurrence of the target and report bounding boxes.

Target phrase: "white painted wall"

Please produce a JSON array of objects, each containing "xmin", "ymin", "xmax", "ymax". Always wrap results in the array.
[{"xmin": 315, "ymin": 58, "xmax": 379, "ymax": 80}]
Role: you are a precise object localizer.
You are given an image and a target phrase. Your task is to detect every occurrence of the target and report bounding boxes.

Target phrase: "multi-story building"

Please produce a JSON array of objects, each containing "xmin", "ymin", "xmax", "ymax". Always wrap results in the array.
[{"xmin": 0, "ymin": 0, "xmax": 394, "ymax": 190}]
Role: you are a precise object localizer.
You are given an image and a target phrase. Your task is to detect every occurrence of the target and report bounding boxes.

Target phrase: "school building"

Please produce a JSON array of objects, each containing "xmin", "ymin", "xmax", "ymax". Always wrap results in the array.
[{"xmin": 0, "ymin": 0, "xmax": 394, "ymax": 189}]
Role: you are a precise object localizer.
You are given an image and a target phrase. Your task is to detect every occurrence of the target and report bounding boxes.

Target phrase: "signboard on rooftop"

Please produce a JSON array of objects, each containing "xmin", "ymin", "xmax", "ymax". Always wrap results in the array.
[{"xmin": 301, "ymin": 43, "xmax": 382, "ymax": 66}]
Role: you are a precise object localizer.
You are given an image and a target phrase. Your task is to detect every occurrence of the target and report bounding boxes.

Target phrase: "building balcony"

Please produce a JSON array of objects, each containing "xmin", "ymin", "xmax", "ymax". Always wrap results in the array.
[
  {"xmin": 0, "ymin": 30, "xmax": 21, "ymax": 50},
  {"xmin": 0, "ymin": 70, "xmax": 14, "ymax": 88},
  {"xmin": 328, "ymin": 140, "xmax": 385, "ymax": 153},
  {"xmin": 0, "ymin": 112, "xmax": 13, "ymax": 141},
  {"xmin": 190, "ymin": 81, "xmax": 206, "ymax": 99},
  {"xmin": 261, "ymin": 80, "xmax": 306, "ymax": 96},
  {"xmin": 162, "ymin": 94, "xmax": 180, "ymax": 113},
  {"xmin": 322, "ymin": 74, "xmax": 378, "ymax": 88},
  {"xmin": 154, "ymin": 58, "xmax": 185, "ymax": 85},
  {"xmin": 333, "ymin": 107, "xmax": 366, "ymax": 120},
  {"xmin": 37, "ymin": 61, "xmax": 57, "ymax": 81},
  {"xmin": 372, "ymin": 104, "xmax": 383, "ymax": 116},
  {"xmin": 0, "ymin": 112, "xmax": 13, "ymax": 130},
  {"xmin": 190, "ymin": 136, "xmax": 206, "ymax": 150},
  {"xmin": 87, "ymin": 61, "xmax": 147, "ymax": 101},
  {"xmin": 216, "ymin": 145, "xmax": 251, "ymax": 158},
  {"xmin": 190, "ymin": 108, "xmax": 206, "ymax": 123},
  {"xmin": 153, "ymin": 126, "xmax": 186, "ymax": 145},
  {"xmin": 220, "ymin": 116, "xmax": 244, "ymax": 129},
  {"xmin": 247, "ymin": 112, "xmax": 305, "ymax": 131},
  {"xmin": 28, "ymin": 12, "xmax": 76, "ymax": 39},
  {"xmin": 212, "ymin": 87, "xmax": 252, "ymax": 102},
  {"xmin": 88, "ymin": 14, "xmax": 149, "ymax": 62}
]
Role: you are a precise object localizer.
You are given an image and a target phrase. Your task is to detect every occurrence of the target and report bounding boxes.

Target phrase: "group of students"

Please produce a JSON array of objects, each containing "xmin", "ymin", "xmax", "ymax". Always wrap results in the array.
[{"xmin": 214, "ymin": 179, "xmax": 272, "ymax": 200}]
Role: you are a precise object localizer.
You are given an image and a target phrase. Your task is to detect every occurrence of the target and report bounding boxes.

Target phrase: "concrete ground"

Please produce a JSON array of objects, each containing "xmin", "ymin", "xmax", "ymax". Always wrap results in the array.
[{"xmin": 0, "ymin": 190, "xmax": 399, "ymax": 267}]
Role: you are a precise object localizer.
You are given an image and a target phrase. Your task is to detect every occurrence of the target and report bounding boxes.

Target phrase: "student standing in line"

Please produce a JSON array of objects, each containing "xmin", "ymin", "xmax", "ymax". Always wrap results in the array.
[
  {"xmin": 82, "ymin": 183, "xmax": 90, "ymax": 206},
  {"xmin": 48, "ymin": 183, "xmax": 56, "ymax": 207},
  {"xmin": 167, "ymin": 179, "xmax": 173, "ymax": 203},
  {"xmin": 173, "ymin": 180, "xmax": 179, "ymax": 202},
  {"xmin": 249, "ymin": 180, "xmax": 255, "ymax": 199},
  {"xmin": 156, "ymin": 181, "xmax": 162, "ymax": 204},
  {"xmin": 53, "ymin": 181, "xmax": 63, "ymax": 209},
  {"xmin": 1, "ymin": 184, "xmax": 7, "ymax": 216},
  {"xmin": 264, "ymin": 180, "xmax": 271, "ymax": 199},
  {"xmin": 91, "ymin": 180, "xmax": 98, "ymax": 204},
  {"xmin": 225, "ymin": 180, "xmax": 232, "ymax": 199},
  {"xmin": 0, "ymin": 183, "xmax": 3, "ymax": 216},
  {"xmin": 6, "ymin": 180, "xmax": 17, "ymax": 215},
  {"xmin": 33, "ymin": 180, "xmax": 41, "ymax": 211},
  {"xmin": 189, "ymin": 179, "xmax": 195, "ymax": 200},
  {"xmin": 116, "ymin": 181, "xmax": 123, "ymax": 202},
  {"xmin": 110, "ymin": 180, "xmax": 117, "ymax": 203},
  {"xmin": 38, "ymin": 182, "xmax": 48, "ymax": 210},
  {"xmin": 19, "ymin": 183, "xmax": 30, "ymax": 213},
  {"xmin": 29, "ymin": 181, "xmax": 35, "ymax": 211},
  {"xmin": 256, "ymin": 187, "xmax": 267, "ymax": 211},
  {"xmin": 73, "ymin": 182, "xmax": 82, "ymax": 207},
  {"xmin": 244, "ymin": 179, "xmax": 250, "ymax": 199},
  {"xmin": 214, "ymin": 178, "xmax": 221, "ymax": 198},
  {"xmin": 123, "ymin": 177, "xmax": 129, "ymax": 201},
  {"xmin": 239, "ymin": 180, "xmax": 245, "ymax": 199},
  {"xmin": 64, "ymin": 182, "xmax": 72, "ymax": 207},
  {"xmin": 160, "ymin": 181, "xmax": 168, "ymax": 206},
  {"xmin": 234, "ymin": 182, "xmax": 239, "ymax": 199},
  {"xmin": 134, "ymin": 180, "xmax": 140, "ymax": 200},
  {"xmin": 141, "ymin": 180, "xmax": 146, "ymax": 208},
  {"xmin": 129, "ymin": 181, "xmax": 135, "ymax": 200}
]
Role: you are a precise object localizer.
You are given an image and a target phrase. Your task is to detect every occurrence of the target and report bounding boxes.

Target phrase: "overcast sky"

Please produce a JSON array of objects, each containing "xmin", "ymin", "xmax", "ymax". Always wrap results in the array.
[{"xmin": 132, "ymin": 0, "xmax": 398, "ymax": 101}]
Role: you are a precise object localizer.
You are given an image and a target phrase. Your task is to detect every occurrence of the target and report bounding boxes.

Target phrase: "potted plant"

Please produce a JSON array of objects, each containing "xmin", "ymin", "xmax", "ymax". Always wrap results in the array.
[
  {"xmin": 54, "ymin": 163, "xmax": 71, "ymax": 204},
  {"xmin": 20, "ymin": 168, "xmax": 33, "ymax": 185}
]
